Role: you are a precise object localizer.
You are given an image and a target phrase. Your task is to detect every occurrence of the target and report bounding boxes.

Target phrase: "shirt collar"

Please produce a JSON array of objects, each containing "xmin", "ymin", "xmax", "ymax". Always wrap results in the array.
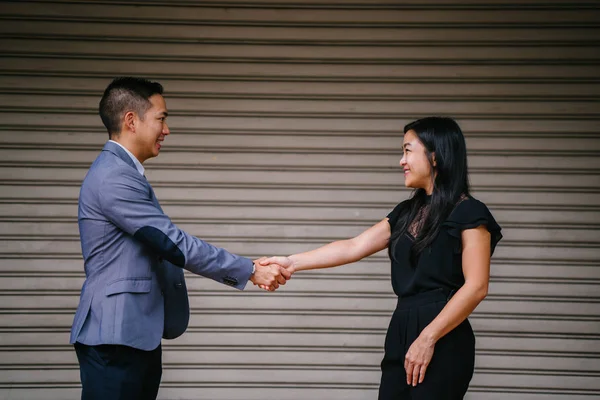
[{"xmin": 109, "ymin": 140, "xmax": 145, "ymax": 176}]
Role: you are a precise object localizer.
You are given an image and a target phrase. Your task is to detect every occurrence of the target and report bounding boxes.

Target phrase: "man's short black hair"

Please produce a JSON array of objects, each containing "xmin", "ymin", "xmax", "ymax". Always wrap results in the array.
[{"xmin": 99, "ymin": 77, "xmax": 164, "ymax": 138}]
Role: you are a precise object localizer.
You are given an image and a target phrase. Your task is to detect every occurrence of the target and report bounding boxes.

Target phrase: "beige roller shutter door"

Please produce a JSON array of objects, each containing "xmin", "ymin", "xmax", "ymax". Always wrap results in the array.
[{"xmin": 0, "ymin": 1, "xmax": 598, "ymax": 399}]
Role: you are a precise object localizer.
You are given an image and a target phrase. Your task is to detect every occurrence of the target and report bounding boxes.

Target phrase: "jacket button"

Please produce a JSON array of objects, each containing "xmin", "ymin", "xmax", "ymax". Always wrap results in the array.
[{"xmin": 174, "ymin": 282, "xmax": 182, "ymax": 288}]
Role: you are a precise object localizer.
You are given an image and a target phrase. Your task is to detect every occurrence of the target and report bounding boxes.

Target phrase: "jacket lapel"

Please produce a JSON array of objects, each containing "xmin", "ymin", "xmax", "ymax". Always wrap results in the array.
[
  {"xmin": 102, "ymin": 141, "xmax": 137, "ymax": 170},
  {"xmin": 102, "ymin": 141, "xmax": 163, "ymax": 207}
]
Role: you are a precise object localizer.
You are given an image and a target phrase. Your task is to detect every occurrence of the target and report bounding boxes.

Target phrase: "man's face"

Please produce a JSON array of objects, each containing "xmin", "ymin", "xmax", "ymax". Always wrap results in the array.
[{"xmin": 135, "ymin": 94, "xmax": 169, "ymax": 162}]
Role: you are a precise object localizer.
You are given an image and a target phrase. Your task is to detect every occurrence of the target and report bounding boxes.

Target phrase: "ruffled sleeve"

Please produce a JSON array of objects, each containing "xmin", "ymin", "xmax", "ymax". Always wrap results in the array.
[
  {"xmin": 442, "ymin": 197, "xmax": 503, "ymax": 255},
  {"xmin": 386, "ymin": 200, "xmax": 409, "ymax": 228}
]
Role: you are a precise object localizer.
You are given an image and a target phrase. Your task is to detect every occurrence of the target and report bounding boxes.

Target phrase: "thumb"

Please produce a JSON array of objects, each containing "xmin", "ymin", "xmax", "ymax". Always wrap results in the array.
[{"xmin": 259, "ymin": 256, "xmax": 277, "ymax": 265}]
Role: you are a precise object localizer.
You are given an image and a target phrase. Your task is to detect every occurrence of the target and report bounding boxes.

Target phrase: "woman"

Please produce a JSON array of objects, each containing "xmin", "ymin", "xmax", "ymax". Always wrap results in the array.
[{"xmin": 259, "ymin": 116, "xmax": 502, "ymax": 399}]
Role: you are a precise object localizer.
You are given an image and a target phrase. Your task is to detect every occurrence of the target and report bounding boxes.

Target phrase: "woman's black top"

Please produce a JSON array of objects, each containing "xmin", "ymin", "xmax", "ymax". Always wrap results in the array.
[{"xmin": 386, "ymin": 195, "xmax": 502, "ymax": 298}]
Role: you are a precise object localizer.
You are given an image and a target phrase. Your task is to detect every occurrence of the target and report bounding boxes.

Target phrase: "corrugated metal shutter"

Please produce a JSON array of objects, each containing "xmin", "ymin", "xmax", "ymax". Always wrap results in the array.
[{"xmin": 0, "ymin": 1, "xmax": 598, "ymax": 399}]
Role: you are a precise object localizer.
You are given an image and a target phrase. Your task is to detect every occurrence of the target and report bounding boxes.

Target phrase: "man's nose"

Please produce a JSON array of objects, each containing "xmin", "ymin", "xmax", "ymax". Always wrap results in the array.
[{"xmin": 163, "ymin": 122, "xmax": 170, "ymax": 135}]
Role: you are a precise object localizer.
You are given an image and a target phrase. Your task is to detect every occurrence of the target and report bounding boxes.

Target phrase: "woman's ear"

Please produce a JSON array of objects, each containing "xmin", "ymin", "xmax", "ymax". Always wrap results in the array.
[{"xmin": 431, "ymin": 152, "xmax": 437, "ymax": 167}]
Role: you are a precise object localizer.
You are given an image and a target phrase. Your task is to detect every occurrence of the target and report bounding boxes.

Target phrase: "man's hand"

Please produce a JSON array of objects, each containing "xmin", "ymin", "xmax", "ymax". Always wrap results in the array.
[{"xmin": 250, "ymin": 259, "xmax": 291, "ymax": 291}]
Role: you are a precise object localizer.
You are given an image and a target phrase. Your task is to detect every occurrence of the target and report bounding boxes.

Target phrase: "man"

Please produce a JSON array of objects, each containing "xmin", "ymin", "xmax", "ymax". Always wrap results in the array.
[{"xmin": 70, "ymin": 77, "xmax": 290, "ymax": 400}]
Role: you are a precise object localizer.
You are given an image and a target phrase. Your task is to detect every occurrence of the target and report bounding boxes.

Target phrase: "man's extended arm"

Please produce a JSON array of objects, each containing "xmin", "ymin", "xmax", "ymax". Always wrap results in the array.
[{"xmin": 98, "ymin": 167, "xmax": 287, "ymax": 290}]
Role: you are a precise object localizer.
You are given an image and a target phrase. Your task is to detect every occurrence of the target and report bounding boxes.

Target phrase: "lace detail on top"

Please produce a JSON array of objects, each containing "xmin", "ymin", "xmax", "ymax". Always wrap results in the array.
[
  {"xmin": 408, "ymin": 203, "xmax": 429, "ymax": 238},
  {"xmin": 407, "ymin": 194, "xmax": 469, "ymax": 238}
]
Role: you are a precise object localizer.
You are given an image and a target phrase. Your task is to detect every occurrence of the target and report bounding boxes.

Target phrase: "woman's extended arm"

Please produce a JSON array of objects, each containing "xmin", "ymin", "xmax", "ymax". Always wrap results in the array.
[
  {"xmin": 260, "ymin": 218, "xmax": 391, "ymax": 273},
  {"xmin": 404, "ymin": 225, "xmax": 492, "ymax": 386}
]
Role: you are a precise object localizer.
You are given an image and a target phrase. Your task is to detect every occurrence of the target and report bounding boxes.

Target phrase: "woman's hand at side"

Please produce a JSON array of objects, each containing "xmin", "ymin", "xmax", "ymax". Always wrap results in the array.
[{"xmin": 404, "ymin": 332, "xmax": 436, "ymax": 386}]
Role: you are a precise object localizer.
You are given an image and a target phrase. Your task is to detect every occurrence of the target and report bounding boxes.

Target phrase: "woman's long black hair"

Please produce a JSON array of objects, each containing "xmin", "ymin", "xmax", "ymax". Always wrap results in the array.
[{"xmin": 389, "ymin": 116, "xmax": 470, "ymax": 264}]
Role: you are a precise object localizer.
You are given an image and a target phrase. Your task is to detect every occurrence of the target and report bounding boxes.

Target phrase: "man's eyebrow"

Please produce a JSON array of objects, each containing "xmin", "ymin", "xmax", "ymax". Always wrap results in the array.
[{"xmin": 159, "ymin": 111, "xmax": 169, "ymax": 117}]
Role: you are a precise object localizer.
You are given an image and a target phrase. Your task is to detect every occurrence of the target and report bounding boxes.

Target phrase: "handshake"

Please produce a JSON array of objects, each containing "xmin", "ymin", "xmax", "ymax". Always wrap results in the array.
[{"xmin": 248, "ymin": 256, "xmax": 294, "ymax": 292}]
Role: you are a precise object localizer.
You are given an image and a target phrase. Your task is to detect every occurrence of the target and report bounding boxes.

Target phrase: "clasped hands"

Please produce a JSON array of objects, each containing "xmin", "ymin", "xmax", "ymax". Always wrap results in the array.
[{"xmin": 249, "ymin": 256, "xmax": 294, "ymax": 291}]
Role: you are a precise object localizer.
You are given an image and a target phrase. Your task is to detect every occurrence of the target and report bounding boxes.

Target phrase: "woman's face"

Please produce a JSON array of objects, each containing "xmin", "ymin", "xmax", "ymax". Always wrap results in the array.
[{"xmin": 400, "ymin": 129, "xmax": 435, "ymax": 194}]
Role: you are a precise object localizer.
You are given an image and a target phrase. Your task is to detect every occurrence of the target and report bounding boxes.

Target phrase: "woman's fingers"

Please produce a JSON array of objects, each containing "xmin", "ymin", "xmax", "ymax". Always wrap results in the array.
[
  {"xmin": 412, "ymin": 364, "xmax": 420, "ymax": 386},
  {"xmin": 405, "ymin": 358, "xmax": 415, "ymax": 386},
  {"xmin": 405, "ymin": 363, "xmax": 426, "ymax": 386},
  {"xmin": 404, "ymin": 357, "xmax": 429, "ymax": 386},
  {"xmin": 404, "ymin": 334, "xmax": 435, "ymax": 386},
  {"xmin": 418, "ymin": 364, "xmax": 428, "ymax": 384}
]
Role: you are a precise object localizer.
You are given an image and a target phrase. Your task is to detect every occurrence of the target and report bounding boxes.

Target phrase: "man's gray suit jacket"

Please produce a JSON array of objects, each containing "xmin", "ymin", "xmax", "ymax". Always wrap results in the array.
[{"xmin": 70, "ymin": 141, "xmax": 253, "ymax": 350}]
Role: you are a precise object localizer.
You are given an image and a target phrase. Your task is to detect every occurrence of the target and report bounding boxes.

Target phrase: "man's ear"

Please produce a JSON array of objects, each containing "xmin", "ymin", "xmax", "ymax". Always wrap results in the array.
[{"xmin": 124, "ymin": 111, "xmax": 136, "ymax": 133}]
